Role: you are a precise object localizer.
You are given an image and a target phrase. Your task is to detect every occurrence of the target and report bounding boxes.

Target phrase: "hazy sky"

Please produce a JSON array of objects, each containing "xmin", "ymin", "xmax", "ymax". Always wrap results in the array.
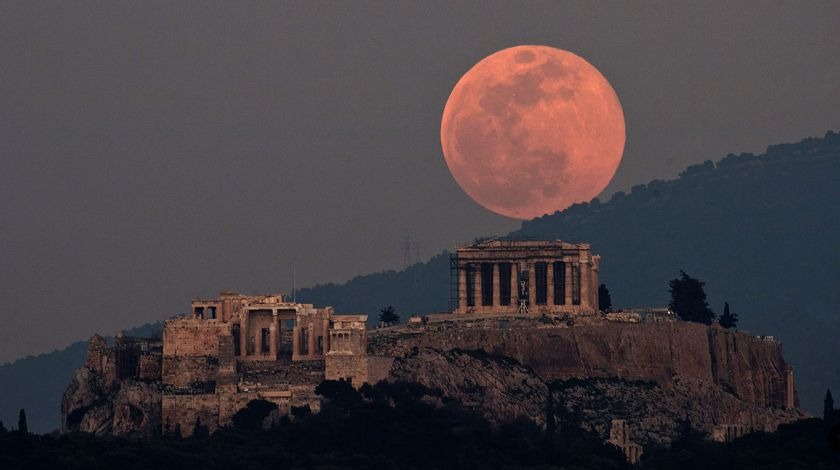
[{"xmin": 1, "ymin": 1, "xmax": 838, "ymax": 363}]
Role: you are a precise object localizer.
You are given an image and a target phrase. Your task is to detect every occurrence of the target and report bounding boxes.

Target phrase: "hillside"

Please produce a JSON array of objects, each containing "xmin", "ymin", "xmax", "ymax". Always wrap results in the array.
[{"xmin": 1, "ymin": 131, "xmax": 838, "ymax": 432}]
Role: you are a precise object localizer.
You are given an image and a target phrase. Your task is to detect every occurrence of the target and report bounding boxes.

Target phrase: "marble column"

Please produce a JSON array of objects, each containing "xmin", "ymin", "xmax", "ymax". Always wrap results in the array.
[
  {"xmin": 307, "ymin": 325, "xmax": 315, "ymax": 359},
  {"xmin": 322, "ymin": 318, "xmax": 330, "ymax": 355},
  {"xmin": 492, "ymin": 263, "xmax": 500, "ymax": 307},
  {"xmin": 240, "ymin": 311, "xmax": 249, "ymax": 357},
  {"xmin": 546, "ymin": 260, "xmax": 554, "ymax": 308},
  {"xmin": 292, "ymin": 326, "xmax": 300, "ymax": 359},
  {"xmin": 512, "ymin": 265, "xmax": 520, "ymax": 306},
  {"xmin": 565, "ymin": 262, "xmax": 573, "ymax": 306},
  {"xmin": 580, "ymin": 261, "xmax": 590, "ymax": 310},
  {"xmin": 473, "ymin": 264, "xmax": 481, "ymax": 310},
  {"xmin": 458, "ymin": 265, "xmax": 467, "ymax": 312},
  {"xmin": 269, "ymin": 311, "xmax": 279, "ymax": 358}
]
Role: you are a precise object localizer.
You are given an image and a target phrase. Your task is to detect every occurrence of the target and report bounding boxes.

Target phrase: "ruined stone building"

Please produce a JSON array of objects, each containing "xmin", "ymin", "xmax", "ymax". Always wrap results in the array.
[
  {"xmin": 451, "ymin": 239, "xmax": 599, "ymax": 315},
  {"xmin": 159, "ymin": 292, "xmax": 381, "ymax": 435}
]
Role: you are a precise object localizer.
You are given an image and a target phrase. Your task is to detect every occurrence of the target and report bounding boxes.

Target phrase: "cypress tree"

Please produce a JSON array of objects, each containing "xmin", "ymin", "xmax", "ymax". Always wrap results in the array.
[
  {"xmin": 825, "ymin": 389, "xmax": 835, "ymax": 421},
  {"xmin": 719, "ymin": 302, "xmax": 739, "ymax": 329},
  {"xmin": 598, "ymin": 283, "xmax": 612, "ymax": 312},
  {"xmin": 18, "ymin": 409, "xmax": 28, "ymax": 434}
]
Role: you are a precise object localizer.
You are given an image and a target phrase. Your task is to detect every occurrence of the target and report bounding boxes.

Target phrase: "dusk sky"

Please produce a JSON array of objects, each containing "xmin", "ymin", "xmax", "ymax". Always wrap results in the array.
[{"xmin": 1, "ymin": 1, "xmax": 838, "ymax": 364}]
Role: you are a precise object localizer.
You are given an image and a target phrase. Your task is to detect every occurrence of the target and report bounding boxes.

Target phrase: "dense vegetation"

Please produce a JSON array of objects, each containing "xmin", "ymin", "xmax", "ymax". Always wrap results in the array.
[
  {"xmin": 2, "ymin": 381, "xmax": 839, "ymax": 469},
  {"xmin": 0, "ymin": 381, "xmax": 631, "ymax": 470}
]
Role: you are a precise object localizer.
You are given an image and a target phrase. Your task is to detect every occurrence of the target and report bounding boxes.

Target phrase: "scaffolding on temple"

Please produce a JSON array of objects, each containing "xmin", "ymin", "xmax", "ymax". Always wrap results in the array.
[{"xmin": 449, "ymin": 253, "xmax": 459, "ymax": 313}]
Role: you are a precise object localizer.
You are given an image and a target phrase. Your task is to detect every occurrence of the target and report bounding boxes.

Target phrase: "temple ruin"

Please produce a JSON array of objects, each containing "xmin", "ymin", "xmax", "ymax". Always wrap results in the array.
[
  {"xmin": 451, "ymin": 239, "xmax": 599, "ymax": 315},
  {"xmin": 157, "ymin": 292, "xmax": 380, "ymax": 435}
]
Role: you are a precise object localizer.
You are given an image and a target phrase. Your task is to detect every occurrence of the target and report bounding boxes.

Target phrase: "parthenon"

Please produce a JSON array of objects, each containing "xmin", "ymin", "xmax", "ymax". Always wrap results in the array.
[{"xmin": 451, "ymin": 239, "xmax": 600, "ymax": 315}]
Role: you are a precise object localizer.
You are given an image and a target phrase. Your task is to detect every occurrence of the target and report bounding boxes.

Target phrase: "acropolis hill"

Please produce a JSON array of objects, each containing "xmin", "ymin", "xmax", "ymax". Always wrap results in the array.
[{"xmin": 61, "ymin": 240, "xmax": 805, "ymax": 452}]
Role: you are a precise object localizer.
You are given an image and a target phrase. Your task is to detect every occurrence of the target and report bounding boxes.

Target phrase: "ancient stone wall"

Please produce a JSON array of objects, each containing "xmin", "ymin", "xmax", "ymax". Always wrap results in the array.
[
  {"xmin": 324, "ymin": 355, "xmax": 394, "ymax": 387},
  {"xmin": 85, "ymin": 335, "xmax": 108, "ymax": 372},
  {"xmin": 138, "ymin": 354, "xmax": 162, "ymax": 381},
  {"xmin": 325, "ymin": 355, "xmax": 368, "ymax": 385},
  {"xmin": 162, "ymin": 394, "xmax": 220, "ymax": 437},
  {"xmin": 163, "ymin": 319, "xmax": 231, "ymax": 357},
  {"xmin": 162, "ymin": 356, "xmax": 218, "ymax": 389}
]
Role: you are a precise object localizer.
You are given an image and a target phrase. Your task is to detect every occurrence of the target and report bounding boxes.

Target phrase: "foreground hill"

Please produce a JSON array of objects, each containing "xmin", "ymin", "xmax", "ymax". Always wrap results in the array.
[{"xmin": 1, "ymin": 131, "xmax": 838, "ymax": 432}]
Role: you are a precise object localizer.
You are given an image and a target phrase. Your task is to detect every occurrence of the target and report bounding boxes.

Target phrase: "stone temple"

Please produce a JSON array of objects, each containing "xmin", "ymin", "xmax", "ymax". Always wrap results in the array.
[{"xmin": 451, "ymin": 239, "xmax": 600, "ymax": 315}]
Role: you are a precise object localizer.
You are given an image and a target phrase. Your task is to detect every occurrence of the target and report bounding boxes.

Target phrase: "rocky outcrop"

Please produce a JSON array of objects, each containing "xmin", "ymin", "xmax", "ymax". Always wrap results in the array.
[
  {"xmin": 61, "ymin": 367, "xmax": 161, "ymax": 436},
  {"xmin": 62, "ymin": 335, "xmax": 163, "ymax": 436},
  {"xmin": 370, "ymin": 318, "xmax": 806, "ymax": 446},
  {"xmin": 370, "ymin": 319, "xmax": 796, "ymax": 409},
  {"xmin": 388, "ymin": 348, "xmax": 549, "ymax": 426}
]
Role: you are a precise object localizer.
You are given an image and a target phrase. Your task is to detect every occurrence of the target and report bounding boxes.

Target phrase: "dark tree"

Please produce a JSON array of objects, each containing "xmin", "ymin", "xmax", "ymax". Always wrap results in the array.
[
  {"xmin": 192, "ymin": 416, "xmax": 209, "ymax": 438},
  {"xmin": 316, "ymin": 379, "xmax": 363, "ymax": 409},
  {"xmin": 598, "ymin": 283, "xmax": 612, "ymax": 312},
  {"xmin": 718, "ymin": 301, "xmax": 738, "ymax": 329},
  {"xmin": 378, "ymin": 305, "xmax": 400, "ymax": 326},
  {"xmin": 232, "ymin": 399, "xmax": 278, "ymax": 432},
  {"xmin": 17, "ymin": 409, "xmax": 27, "ymax": 434},
  {"xmin": 668, "ymin": 270, "xmax": 715, "ymax": 324},
  {"xmin": 825, "ymin": 389, "xmax": 835, "ymax": 421},
  {"xmin": 163, "ymin": 416, "xmax": 172, "ymax": 437},
  {"xmin": 0, "ymin": 420, "xmax": 6, "ymax": 434}
]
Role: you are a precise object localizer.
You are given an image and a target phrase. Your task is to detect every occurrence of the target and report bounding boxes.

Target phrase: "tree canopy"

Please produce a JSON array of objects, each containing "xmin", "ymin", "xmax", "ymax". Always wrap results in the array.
[
  {"xmin": 668, "ymin": 271, "xmax": 715, "ymax": 324},
  {"xmin": 598, "ymin": 283, "xmax": 612, "ymax": 312},
  {"xmin": 378, "ymin": 305, "xmax": 400, "ymax": 326}
]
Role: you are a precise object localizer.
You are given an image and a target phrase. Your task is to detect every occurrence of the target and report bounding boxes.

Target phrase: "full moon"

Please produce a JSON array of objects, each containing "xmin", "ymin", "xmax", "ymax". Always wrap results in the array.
[{"xmin": 440, "ymin": 45, "xmax": 625, "ymax": 219}]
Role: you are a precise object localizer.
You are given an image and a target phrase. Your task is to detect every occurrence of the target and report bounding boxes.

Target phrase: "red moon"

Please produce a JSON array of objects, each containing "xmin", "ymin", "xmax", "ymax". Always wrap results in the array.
[{"xmin": 441, "ymin": 45, "xmax": 625, "ymax": 219}]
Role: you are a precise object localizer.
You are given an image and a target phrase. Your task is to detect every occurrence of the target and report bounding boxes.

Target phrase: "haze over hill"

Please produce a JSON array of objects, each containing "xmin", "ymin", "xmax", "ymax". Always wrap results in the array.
[{"xmin": 1, "ymin": 131, "xmax": 838, "ymax": 433}]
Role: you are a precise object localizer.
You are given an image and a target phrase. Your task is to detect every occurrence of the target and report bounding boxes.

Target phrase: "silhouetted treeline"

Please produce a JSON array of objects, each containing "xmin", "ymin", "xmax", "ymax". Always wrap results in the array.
[
  {"xmin": 2, "ymin": 380, "xmax": 839, "ymax": 469},
  {"xmin": 0, "ymin": 380, "xmax": 630, "ymax": 470}
]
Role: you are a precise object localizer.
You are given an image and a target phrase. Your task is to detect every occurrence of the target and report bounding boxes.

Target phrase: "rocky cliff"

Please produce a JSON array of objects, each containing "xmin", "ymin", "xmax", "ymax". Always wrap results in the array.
[
  {"xmin": 61, "ymin": 334, "xmax": 163, "ymax": 436},
  {"xmin": 61, "ymin": 367, "xmax": 161, "ymax": 437},
  {"xmin": 369, "ymin": 317, "xmax": 806, "ymax": 446}
]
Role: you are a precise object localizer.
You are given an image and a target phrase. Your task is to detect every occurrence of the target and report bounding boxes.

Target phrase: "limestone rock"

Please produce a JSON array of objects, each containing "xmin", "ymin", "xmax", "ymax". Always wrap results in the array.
[
  {"xmin": 62, "ymin": 366, "xmax": 161, "ymax": 437},
  {"xmin": 369, "ymin": 319, "xmax": 806, "ymax": 446},
  {"xmin": 388, "ymin": 348, "xmax": 548, "ymax": 426}
]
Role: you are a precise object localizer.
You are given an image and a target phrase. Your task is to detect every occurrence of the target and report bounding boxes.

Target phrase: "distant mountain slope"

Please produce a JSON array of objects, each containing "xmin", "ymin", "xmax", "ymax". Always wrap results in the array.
[{"xmin": 1, "ymin": 131, "xmax": 837, "ymax": 432}]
